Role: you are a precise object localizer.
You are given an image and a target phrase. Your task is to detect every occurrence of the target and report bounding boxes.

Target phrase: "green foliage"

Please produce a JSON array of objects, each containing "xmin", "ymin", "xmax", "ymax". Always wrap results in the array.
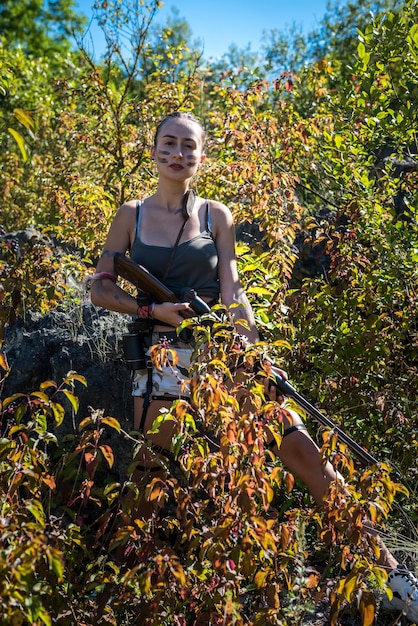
[
  {"xmin": 0, "ymin": 0, "xmax": 417, "ymax": 622},
  {"xmin": 0, "ymin": 331, "xmax": 408, "ymax": 624},
  {"xmin": 285, "ymin": 0, "xmax": 417, "ymax": 477},
  {"xmin": 0, "ymin": 0, "xmax": 86, "ymax": 58}
]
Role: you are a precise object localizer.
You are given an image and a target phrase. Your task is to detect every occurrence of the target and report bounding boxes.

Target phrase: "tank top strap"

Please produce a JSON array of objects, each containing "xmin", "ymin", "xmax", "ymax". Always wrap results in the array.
[
  {"xmin": 135, "ymin": 200, "xmax": 143, "ymax": 241},
  {"xmin": 205, "ymin": 200, "xmax": 214, "ymax": 238}
]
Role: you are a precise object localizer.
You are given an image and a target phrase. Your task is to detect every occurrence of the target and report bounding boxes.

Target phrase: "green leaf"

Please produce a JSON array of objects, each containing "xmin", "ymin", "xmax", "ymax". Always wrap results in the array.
[
  {"xmin": 38, "ymin": 607, "xmax": 52, "ymax": 626},
  {"xmin": 147, "ymin": 412, "xmax": 173, "ymax": 435},
  {"xmin": 407, "ymin": 23, "xmax": 418, "ymax": 48},
  {"xmin": 26, "ymin": 499, "xmax": 45, "ymax": 524},
  {"xmin": 47, "ymin": 550, "xmax": 64, "ymax": 581}
]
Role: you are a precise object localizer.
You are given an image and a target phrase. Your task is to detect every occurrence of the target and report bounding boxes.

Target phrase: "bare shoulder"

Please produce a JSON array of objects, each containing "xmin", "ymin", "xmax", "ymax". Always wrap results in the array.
[
  {"xmin": 115, "ymin": 199, "xmax": 138, "ymax": 220},
  {"xmin": 204, "ymin": 198, "xmax": 234, "ymax": 229}
]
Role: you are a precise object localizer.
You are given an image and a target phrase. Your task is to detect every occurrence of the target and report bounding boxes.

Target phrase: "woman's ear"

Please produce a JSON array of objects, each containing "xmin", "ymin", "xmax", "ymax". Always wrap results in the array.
[
  {"xmin": 151, "ymin": 146, "xmax": 156, "ymax": 160},
  {"xmin": 199, "ymin": 153, "xmax": 206, "ymax": 165}
]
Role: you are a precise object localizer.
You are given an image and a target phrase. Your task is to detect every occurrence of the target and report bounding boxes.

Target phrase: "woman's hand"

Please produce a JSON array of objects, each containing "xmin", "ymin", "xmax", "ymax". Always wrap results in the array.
[
  {"xmin": 263, "ymin": 361, "xmax": 288, "ymax": 405},
  {"xmin": 153, "ymin": 301, "xmax": 191, "ymax": 327}
]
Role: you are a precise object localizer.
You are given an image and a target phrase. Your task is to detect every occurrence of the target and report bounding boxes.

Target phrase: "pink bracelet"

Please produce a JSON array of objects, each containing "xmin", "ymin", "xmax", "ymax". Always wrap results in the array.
[
  {"xmin": 136, "ymin": 303, "xmax": 156, "ymax": 319},
  {"xmin": 137, "ymin": 305, "xmax": 149, "ymax": 319}
]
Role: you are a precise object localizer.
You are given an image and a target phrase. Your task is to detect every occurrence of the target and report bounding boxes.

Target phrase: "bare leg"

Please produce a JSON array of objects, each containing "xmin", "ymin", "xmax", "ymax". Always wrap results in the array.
[
  {"xmin": 275, "ymin": 420, "xmax": 339, "ymax": 505},
  {"xmin": 270, "ymin": 407, "xmax": 398, "ymax": 569},
  {"xmin": 122, "ymin": 397, "xmax": 176, "ymax": 521}
]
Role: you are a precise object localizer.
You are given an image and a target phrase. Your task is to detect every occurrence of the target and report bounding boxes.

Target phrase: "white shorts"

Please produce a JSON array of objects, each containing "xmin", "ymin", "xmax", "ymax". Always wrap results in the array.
[{"xmin": 132, "ymin": 332, "xmax": 193, "ymax": 399}]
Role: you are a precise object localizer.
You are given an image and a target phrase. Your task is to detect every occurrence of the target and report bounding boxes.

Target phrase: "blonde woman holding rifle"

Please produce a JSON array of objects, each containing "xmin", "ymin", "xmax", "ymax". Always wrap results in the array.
[{"xmin": 90, "ymin": 111, "xmax": 417, "ymax": 621}]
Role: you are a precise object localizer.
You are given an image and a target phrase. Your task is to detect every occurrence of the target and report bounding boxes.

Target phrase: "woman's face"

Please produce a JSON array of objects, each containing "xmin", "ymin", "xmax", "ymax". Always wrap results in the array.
[{"xmin": 152, "ymin": 118, "xmax": 206, "ymax": 180}]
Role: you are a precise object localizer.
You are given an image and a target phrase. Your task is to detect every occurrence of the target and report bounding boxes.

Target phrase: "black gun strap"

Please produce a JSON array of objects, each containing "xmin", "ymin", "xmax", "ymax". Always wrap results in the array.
[
  {"xmin": 138, "ymin": 357, "xmax": 154, "ymax": 432},
  {"xmin": 162, "ymin": 218, "xmax": 188, "ymax": 282},
  {"xmin": 162, "ymin": 191, "xmax": 196, "ymax": 282}
]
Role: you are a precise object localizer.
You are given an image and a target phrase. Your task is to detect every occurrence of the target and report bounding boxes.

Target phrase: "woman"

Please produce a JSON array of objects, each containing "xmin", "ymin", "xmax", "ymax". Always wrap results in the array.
[{"xmin": 90, "ymin": 112, "xmax": 417, "ymax": 621}]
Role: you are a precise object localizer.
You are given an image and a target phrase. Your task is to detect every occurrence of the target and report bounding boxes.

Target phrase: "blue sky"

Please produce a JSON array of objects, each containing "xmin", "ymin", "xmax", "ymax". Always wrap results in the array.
[{"xmin": 75, "ymin": 0, "xmax": 330, "ymax": 59}]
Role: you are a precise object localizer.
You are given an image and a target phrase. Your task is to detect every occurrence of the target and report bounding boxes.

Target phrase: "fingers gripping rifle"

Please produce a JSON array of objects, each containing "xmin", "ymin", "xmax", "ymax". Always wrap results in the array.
[{"xmin": 114, "ymin": 253, "xmax": 381, "ymax": 468}]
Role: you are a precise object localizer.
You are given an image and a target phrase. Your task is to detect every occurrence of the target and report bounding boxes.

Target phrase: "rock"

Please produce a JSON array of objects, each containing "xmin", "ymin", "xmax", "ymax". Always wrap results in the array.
[{"xmin": 2, "ymin": 303, "xmax": 135, "ymax": 480}]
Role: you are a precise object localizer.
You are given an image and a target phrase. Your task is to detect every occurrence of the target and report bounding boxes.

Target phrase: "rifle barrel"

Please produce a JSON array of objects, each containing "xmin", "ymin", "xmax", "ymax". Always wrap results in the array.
[
  {"xmin": 114, "ymin": 253, "xmax": 381, "ymax": 468},
  {"xmin": 270, "ymin": 373, "xmax": 380, "ymax": 467}
]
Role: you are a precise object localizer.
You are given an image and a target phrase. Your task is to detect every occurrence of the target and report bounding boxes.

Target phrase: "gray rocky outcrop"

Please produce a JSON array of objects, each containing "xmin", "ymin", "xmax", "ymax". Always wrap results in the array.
[{"xmin": 2, "ymin": 303, "xmax": 134, "ymax": 479}]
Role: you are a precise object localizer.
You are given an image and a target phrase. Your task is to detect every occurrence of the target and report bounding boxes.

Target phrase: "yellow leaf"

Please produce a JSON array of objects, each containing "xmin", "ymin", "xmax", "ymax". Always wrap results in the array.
[
  {"xmin": 40, "ymin": 380, "xmax": 57, "ymax": 391},
  {"xmin": 359, "ymin": 590, "xmax": 376, "ymax": 626},
  {"xmin": 51, "ymin": 402, "xmax": 65, "ymax": 427},
  {"xmin": 338, "ymin": 572, "xmax": 358, "ymax": 602},
  {"xmin": 63, "ymin": 389, "xmax": 79, "ymax": 413},
  {"xmin": 145, "ymin": 477, "xmax": 166, "ymax": 506},
  {"xmin": 2, "ymin": 393, "xmax": 24, "ymax": 408},
  {"xmin": 64, "ymin": 372, "xmax": 88, "ymax": 387},
  {"xmin": 254, "ymin": 570, "xmax": 269, "ymax": 588},
  {"xmin": 169, "ymin": 559, "xmax": 187, "ymax": 586},
  {"xmin": 14, "ymin": 108, "xmax": 35, "ymax": 130},
  {"xmin": 8, "ymin": 127, "xmax": 28, "ymax": 161},
  {"xmin": 31, "ymin": 391, "xmax": 50, "ymax": 402},
  {"xmin": 101, "ymin": 416, "xmax": 121, "ymax": 432},
  {"xmin": 0, "ymin": 350, "xmax": 9, "ymax": 371},
  {"xmin": 78, "ymin": 416, "xmax": 93, "ymax": 431}
]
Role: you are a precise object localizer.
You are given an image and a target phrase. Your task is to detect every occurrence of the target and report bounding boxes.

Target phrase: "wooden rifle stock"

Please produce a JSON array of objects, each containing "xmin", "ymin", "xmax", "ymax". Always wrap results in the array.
[
  {"xmin": 114, "ymin": 253, "xmax": 195, "ymax": 318},
  {"xmin": 114, "ymin": 253, "xmax": 382, "ymax": 469}
]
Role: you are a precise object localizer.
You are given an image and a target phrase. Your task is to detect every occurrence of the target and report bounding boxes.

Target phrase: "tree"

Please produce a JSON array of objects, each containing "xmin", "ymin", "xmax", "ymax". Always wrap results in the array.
[
  {"xmin": 205, "ymin": 42, "xmax": 267, "ymax": 90},
  {"xmin": 308, "ymin": 0, "xmax": 402, "ymax": 71},
  {"xmin": 0, "ymin": 0, "xmax": 86, "ymax": 58}
]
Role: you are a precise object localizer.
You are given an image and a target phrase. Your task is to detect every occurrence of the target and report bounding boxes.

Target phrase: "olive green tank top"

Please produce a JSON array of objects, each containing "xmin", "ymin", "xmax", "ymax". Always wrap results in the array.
[{"xmin": 130, "ymin": 200, "xmax": 220, "ymax": 302}]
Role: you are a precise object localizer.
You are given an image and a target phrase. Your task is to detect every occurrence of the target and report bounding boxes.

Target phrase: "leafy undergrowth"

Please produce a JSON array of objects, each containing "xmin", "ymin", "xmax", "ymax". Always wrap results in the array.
[{"xmin": 0, "ymin": 316, "xmax": 415, "ymax": 626}]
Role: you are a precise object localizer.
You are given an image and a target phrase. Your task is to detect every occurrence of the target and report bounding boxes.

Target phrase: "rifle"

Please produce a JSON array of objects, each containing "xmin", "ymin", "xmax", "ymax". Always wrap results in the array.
[
  {"xmin": 114, "ymin": 253, "xmax": 381, "ymax": 468},
  {"xmin": 114, "ymin": 253, "xmax": 209, "ymax": 318}
]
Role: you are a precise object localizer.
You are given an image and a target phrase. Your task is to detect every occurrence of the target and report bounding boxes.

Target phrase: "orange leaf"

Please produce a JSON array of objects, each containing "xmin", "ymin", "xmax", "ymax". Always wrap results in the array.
[
  {"xmin": 284, "ymin": 471, "xmax": 295, "ymax": 493},
  {"xmin": 99, "ymin": 444, "xmax": 114, "ymax": 468},
  {"xmin": 359, "ymin": 590, "xmax": 376, "ymax": 626},
  {"xmin": 0, "ymin": 350, "xmax": 9, "ymax": 371}
]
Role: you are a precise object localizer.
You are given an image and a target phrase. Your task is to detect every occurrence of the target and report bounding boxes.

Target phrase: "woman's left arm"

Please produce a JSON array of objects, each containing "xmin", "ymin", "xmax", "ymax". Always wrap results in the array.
[
  {"xmin": 211, "ymin": 201, "xmax": 259, "ymax": 344},
  {"xmin": 212, "ymin": 200, "xmax": 289, "ymax": 387}
]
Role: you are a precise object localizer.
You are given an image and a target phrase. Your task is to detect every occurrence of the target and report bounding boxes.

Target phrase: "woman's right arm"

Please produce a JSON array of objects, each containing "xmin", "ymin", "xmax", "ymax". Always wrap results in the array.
[
  {"xmin": 90, "ymin": 204, "xmax": 140, "ymax": 316},
  {"xmin": 90, "ymin": 203, "xmax": 191, "ymax": 325}
]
